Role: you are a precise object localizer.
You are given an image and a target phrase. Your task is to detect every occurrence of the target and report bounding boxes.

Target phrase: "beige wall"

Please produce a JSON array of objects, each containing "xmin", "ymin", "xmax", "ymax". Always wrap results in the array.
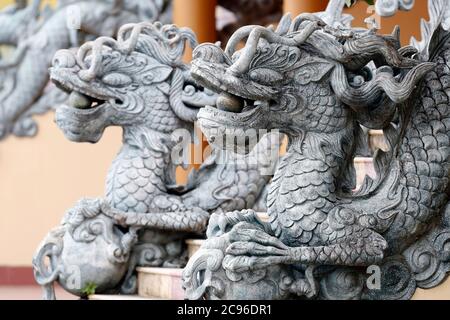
[
  {"xmin": 0, "ymin": 0, "xmax": 448, "ymax": 299},
  {"xmin": 0, "ymin": 114, "xmax": 122, "ymax": 265}
]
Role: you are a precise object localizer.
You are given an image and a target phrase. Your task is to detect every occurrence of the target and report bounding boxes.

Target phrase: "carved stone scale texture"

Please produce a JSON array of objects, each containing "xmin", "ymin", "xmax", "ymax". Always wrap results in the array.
[
  {"xmin": 32, "ymin": 21, "xmax": 279, "ymax": 300},
  {"xmin": 182, "ymin": 0, "xmax": 450, "ymax": 300}
]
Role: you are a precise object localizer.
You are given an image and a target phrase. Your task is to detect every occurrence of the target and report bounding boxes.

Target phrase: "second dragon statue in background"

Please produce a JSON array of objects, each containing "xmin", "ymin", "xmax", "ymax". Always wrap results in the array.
[
  {"xmin": 0, "ymin": 0, "xmax": 170, "ymax": 140},
  {"xmin": 32, "ymin": 21, "xmax": 280, "ymax": 300}
]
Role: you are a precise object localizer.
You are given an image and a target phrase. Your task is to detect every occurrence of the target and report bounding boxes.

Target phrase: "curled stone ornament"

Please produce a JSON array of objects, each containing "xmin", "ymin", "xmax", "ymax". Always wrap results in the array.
[
  {"xmin": 183, "ymin": 221, "xmax": 295, "ymax": 300},
  {"xmin": 405, "ymin": 242, "xmax": 442, "ymax": 289},
  {"xmin": 375, "ymin": 0, "xmax": 415, "ymax": 17},
  {"xmin": 403, "ymin": 220, "xmax": 450, "ymax": 290},
  {"xmin": 398, "ymin": 0, "xmax": 415, "ymax": 11},
  {"xmin": 33, "ymin": 199, "xmax": 138, "ymax": 299},
  {"xmin": 319, "ymin": 268, "xmax": 365, "ymax": 300},
  {"xmin": 375, "ymin": 0, "xmax": 399, "ymax": 17},
  {"xmin": 363, "ymin": 257, "xmax": 416, "ymax": 300}
]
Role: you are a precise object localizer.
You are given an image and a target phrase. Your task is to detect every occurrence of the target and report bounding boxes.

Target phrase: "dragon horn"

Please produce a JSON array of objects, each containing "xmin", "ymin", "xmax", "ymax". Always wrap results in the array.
[
  {"xmin": 290, "ymin": 13, "xmax": 326, "ymax": 32},
  {"xmin": 77, "ymin": 37, "xmax": 119, "ymax": 81},
  {"xmin": 224, "ymin": 25, "xmax": 259, "ymax": 58},
  {"xmin": 228, "ymin": 21, "xmax": 321, "ymax": 75}
]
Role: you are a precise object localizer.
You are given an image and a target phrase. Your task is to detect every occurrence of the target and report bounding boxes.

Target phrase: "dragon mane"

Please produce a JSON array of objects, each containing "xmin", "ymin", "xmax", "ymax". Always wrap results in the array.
[
  {"xmin": 225, "ymin": 14, "xmax": 434, "ymax": 127},
  {"xmin": 76, "ymin": 21, "xmax": 199, "ymax": 122}
]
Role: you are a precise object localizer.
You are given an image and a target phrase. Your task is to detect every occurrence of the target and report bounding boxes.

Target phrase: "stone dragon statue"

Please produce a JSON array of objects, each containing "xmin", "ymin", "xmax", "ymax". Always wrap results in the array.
[
  {"xmin": 32, "ymin": 21, "xmax": 279, "ymax": 300},
  {"xmin": 0, "ymin": 0, "xmax": 41, "ymax": 47},
  {"xmin": 0, "ymin": 0, "xmax": 170, "ymax": 140},
  {"xmin": 0, "ymin": 0, "xmax": 285, "ymax": 141},
  {"xmin": 182, "ymin": 0, "xmax": 450, "ymax": 300}
]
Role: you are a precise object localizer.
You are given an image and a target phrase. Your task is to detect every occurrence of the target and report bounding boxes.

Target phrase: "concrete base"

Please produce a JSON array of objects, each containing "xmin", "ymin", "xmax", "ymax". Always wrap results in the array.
[
  {"xmin": 354, "ymin": 157, "xmax": 375, "ymax": 188},
  {"xmin": 137, "ymin": 267, "xmax": 184, "ymax": 300},
  {"xmin": 186, "ymin": 239, "xmax": 204, "ymax": 259}
]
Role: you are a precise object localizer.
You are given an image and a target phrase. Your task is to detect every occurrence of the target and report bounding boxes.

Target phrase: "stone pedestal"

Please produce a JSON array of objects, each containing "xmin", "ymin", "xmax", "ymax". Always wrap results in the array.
[
  {"xmin": 137, "ymin": 267, "xmax": 184, "ymax": 300},
  {"xmin": 354, "ymin": 157, "xmax": 376, "ymax": 188},
  {"xmin": 186, "ymin": 239, "xmax": 204, "ymax": 259}
]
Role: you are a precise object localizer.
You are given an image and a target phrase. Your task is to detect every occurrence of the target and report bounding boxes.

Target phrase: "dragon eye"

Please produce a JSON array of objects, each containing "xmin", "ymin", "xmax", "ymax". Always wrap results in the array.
[
  {"xmin": 250, "ymin": 68, "xmax": 283, "ymax": 84},
  {"xmin": 102, "ymin": 73, "xmax": 132, "ymax": 87}
]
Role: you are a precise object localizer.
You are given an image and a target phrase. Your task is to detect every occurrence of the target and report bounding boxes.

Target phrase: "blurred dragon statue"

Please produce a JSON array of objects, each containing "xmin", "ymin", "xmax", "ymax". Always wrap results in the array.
[
  {"xmin": 182, "ymin": 0, "xmax": 450, "ymax": 300},
  {"xmin": 0, "ymin": 0, "xmax": 171, "ymax": 140}
]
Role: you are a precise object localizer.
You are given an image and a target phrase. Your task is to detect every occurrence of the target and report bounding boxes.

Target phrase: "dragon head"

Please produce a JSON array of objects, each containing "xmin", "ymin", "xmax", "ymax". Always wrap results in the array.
[
  {"xmin": 193, "ymin": 14, "xmax": 434, "ymax": 153},
  {"xmin": 50, "ymin": 22, "xmax": 200, "ymax": 143}
]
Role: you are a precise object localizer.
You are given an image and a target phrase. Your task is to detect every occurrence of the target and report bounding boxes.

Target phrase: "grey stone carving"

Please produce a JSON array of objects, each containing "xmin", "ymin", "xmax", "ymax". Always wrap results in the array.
[
  {"xmin": 33, "ymin": 21, "xmax": 280, "ymax": 300},
  {"xmin": 0, "ymin": 0, "xmax": 169, "ymax": 140},
  {"xmin": 410, "ymin": 0, "xmax": 450, "ymax": 61},
  {"xmin": 375, "ymin": 0, "xmax": 415, "ymax": 17},
  {"xmin": 317, "ymin": 0, "xmax": 416, "ymax": 29},
  {"xmin": 182, "ymin": 2, "xmax": 450, "ymax": 300},
  {"xmin": 316, "ymin": 0, "xmax": 354, "ymax": 28}
]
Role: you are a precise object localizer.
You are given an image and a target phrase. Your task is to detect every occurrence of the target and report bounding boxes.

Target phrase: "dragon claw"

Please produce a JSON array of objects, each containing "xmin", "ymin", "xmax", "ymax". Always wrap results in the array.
[
  {"xmin": 64, "ymin": 198, "xmax": 105, "ymax": 224},
  {"xmin": 222, "ymin": 223, "xmax": 293, "ymax": 272},
  {"xmin": 209, "ymin": 209, "xmax": 264, "ymax": 237},
  {"xmin": 223, "ymin": 254, "xmax": 291, "ymax": 273},
  {"xmin": 226, "ymin": 241, "xmax": 289, "ymax": 256},
  {"xmin": 229, "ymin": 222, "xmax": 288, "ymax": 248}
]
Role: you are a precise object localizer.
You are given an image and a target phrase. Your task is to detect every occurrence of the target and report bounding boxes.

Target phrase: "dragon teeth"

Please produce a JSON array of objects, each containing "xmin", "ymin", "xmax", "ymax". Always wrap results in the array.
[
  {"xmin": 217, "ymin": 92, "xmax": 245, "ymax": 113},
  {"xmin": 69, "ymin": 91, "xmax": 92, "ymax": 109}
]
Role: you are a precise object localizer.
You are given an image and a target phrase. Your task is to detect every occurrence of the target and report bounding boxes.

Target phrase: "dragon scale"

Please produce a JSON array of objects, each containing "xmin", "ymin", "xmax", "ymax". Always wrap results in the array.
[{"xmin": 385, "ymin": 43, "xmax": 450, "ymax": 245}]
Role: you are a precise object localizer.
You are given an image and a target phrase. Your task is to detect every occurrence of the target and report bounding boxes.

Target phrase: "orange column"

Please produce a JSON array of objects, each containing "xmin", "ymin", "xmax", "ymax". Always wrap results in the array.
[
  {"xmin": 283, "ymin": 0, "xmax": 329, "ymax": 16},
  {"xmin": 173, "ymin": 0, "xmax": 217, "ymax": 183},
  {"xmin": 173, "ymin": 0, "xmax": 217, "ymax": 59}
]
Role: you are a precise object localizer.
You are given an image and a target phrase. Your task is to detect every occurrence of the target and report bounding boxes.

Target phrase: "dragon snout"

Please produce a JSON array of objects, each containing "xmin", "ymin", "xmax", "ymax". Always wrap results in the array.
[
  {"xmin": 193, "ymin": 43, "xmax": 228, "ymax": 64},
  {"xmin": 52, "ymin": 49, "xmax": 77, "ymax": 69}
]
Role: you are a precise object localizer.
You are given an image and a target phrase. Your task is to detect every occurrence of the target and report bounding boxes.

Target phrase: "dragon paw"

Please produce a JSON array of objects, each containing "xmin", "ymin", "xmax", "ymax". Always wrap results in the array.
[
  {"xmin": 63, "ymin": 198, "xmax": 105, "ymax": 225},
  {"xmin": 221, "ymin": 222, "xmax": 293, "ymax": 273},
  {"xmin": 207, "ymin": 209, "xmax": 267, "ymax": 238}
]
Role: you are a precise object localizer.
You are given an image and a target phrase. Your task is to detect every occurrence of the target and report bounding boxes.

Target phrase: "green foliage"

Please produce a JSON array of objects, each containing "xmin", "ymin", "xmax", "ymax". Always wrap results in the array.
[
  {"xmin": 345, "ymin": 0, "xmax": 375, "ymax": 7},
  {"xmin": 81, "ymin": 283, "xmax": 97, "ymax": 296}
]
